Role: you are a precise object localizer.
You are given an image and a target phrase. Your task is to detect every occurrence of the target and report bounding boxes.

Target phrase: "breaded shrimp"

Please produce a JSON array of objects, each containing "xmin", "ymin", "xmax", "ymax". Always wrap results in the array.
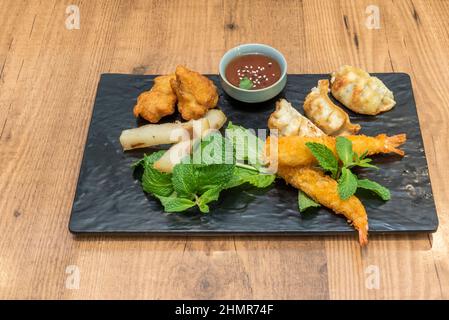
[
  {"xmin": 266, "ymin": 134, "xmax": 406, "ymax": 167},
  {"xmin": 278, "ymin": 165, "xmax": 368, "ymax": 245}
]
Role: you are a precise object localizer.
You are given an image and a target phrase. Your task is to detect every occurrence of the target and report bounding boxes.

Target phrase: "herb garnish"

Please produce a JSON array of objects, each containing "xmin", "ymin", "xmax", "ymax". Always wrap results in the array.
[
  {"xmin": 134, "ymin": 123, "xmax": 275, "ymax": 213},
  {"xmin": 298, "ymin": 190, "xmax": 320, "ymax": 212},
  {"xmin": 305, "ymin": 136, "xmax": 390, "ymax": 201},
  {"xmin": 239, "ymin": 77, "xmax": 253, "ymax": 90}
]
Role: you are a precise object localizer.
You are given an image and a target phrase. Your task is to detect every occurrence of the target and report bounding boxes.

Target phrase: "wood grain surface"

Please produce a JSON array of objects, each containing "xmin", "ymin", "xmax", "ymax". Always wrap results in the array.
[{"xmin": 0, "ymin": 0, "xmax": 448, "ymax": 299}]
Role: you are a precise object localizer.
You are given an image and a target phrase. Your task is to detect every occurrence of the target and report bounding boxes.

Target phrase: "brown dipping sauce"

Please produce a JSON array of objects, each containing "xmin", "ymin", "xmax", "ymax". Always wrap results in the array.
[{"xmin": 225, "ymin": 54, "xmax": 281, "ymax": 90}]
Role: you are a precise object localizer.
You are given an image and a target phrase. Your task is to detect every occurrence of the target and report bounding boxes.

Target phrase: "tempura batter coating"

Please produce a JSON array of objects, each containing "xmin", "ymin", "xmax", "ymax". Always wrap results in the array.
[
  {"xmin": 268, "ymin": 99, "xmax": 325, "ymax": 137},
  {"xmin": 171, "ymin": 65, "xmax": 218, "ymax": 120},
  {"xmin": 266, "ymin": 134, "xmax": 406, "ymax": 167},
  {"xmin": 133, "ymin": 74, "xmax": 177, "ymax": 123},
  {"xmin": 277, "ymin": 166, "xmax": 368, "ymax": 245},
  {"xmin": 330, "ymin": 65, "xmax": 395, "ymax": 115},
  {"xmin": 304, "ymin": 80, "xmax": 361, "ymax": 136}
]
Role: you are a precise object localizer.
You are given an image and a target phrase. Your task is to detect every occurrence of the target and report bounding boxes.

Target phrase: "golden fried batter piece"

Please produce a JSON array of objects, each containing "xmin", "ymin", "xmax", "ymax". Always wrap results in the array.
[
  {"xmin": 266, "ymin": 134, "xmax": 406, "ymax": 167},
  {"xmin": 171, "ymin": 65, "xmax": 219, "ymax": 120},
  {"xmin": 133, "ymin": 74, "xmax": 177, "ymax": 123},
  {"xmin": 304, "ymin": 80, "xmax": 361, "ymax": 136},
  {"xmin": 268, "ymin": 99, "xmax": 325, "ymax": 137},
  {"xmin": 330, "ymin": 65, "xmax": 396, "ymax": 115},
  {"xmin": 278, "ymin": 165, "xmax": 368, "ymax": 245}
]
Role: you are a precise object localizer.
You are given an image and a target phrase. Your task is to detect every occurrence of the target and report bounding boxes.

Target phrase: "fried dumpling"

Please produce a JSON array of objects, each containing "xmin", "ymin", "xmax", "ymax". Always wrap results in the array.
[
  {"xmin": 330, "ymin": 65, "xmax": 395, "ymax": 115},
  {"xmin": 268, "ymin": 99, "xmax": 325, "ymax": 137},
  {"xmin": 304, "ymin": 80, "xmax": 361, "ymax": 136}
]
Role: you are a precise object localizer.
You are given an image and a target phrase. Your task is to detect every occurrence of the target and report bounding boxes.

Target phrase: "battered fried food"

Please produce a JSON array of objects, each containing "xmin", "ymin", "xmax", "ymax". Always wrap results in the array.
[
  {"xmin": 268, "ymin": 99, "xmax": 325, "ymax": 137},
  {"xmin": 171, "ymin": 65, "xmax": 219, "ymax": 120},
  {"xmin": 277, "ymin": 165, "xmax": 368, "ymax": 245},
  {"xmin": 266, "ymin": 134, "xmax": 406, "ymax": 167},
  {"xmin": 133, "ymin": 74, "xmax": 177, "ymax": 123},
  {"xmin": 330, "ymin": 65, "xmax": 396, "ymax": 115},
  {"xmin": 304, "ymin": 80, "xmax": 361, "ymax": 136}
]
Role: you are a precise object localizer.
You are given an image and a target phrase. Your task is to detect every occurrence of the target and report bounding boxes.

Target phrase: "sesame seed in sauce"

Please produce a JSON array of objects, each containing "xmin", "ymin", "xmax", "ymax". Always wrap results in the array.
[{"xmin": 225, "ymin": 54, "xmax": 280, "ymax": 89}]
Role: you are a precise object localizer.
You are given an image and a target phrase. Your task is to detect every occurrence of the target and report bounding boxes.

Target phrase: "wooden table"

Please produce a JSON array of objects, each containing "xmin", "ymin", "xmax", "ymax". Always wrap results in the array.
[{"xmin": 1, "ymin": 0, "xmax": 448, "ymax": 299}]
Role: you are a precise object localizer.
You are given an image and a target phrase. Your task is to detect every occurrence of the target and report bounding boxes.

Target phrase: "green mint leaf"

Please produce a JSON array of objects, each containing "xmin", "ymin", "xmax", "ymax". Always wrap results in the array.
[
  {"xmin": 338, "ymin": 167, "xmax": 358, "ymax": 200},
  {"xmin": 141, "ymin": 151, "xmax": 174, "ymax": 197},
  {"xmin": 172, "ymin": 163, "xmax": 235, "ymax": 197},
  {"xmin": 197, "ymin": 187, "xmax": 222, "ymax": 213},
  {"xmin": 356, "ymin": 159, "xmax": 379, "ymax": 169},
  {"xmin": 131, "ymin": 158, "xmax": 144, "ymax": 169},
  {"xmin": 225, "ymin": 166, "xmax": 276, "ymax": 189},
  {"xmin": 357, "ymin": 179, "xmax": 391, "ymax": 201},
  {"xmin": 298, "ymin": 190, "xmax": 320, "ymax": 212},
  {"xmin": 226, "ymin": 122, "xmax": 265, "ymax": 168},
  {"xmin": 197, "ymin": 201, "xmax": 209, "ymax": 213},
  {"xmin": 155, "ymin": 195, "xmax": 196, "ymax": 213},
  {"xmin": 193, "ymin": 132, "xmax": 234, "ymax": 165},
  {"xmin": 239, "ymin": 77, "xmax": 253, "ymax": 89},
  {"xmin": 171, "ymin": 164, "xmax": 197, "ymax": 198},
  {"xmin": 195, "ymin": 164, "xmax": 235, "ymax": 193},
  {"xmin": 358, "ymin": 150, "xmax": 369, "ymax": 160},
  {"xmin": 305, "ymin": 142, "xmax": 339, "ymax": 178},
  {"xmin": 336, "ymin": 136, "xmax": 354, "ymax": 166}
]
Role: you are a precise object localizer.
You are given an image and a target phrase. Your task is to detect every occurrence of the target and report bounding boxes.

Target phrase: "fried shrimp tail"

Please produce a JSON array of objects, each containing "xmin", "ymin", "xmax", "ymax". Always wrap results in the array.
[
  {"xmin": 278, "ymin": 166, "xmax": 368, "ymax": 245},
  {"xmin": 349, "ymin": 133, "xmax": 406, "ymax": 157},
  {"xmin": 266, "ymin": 134, "xmax": 406, "ymax": 167}
]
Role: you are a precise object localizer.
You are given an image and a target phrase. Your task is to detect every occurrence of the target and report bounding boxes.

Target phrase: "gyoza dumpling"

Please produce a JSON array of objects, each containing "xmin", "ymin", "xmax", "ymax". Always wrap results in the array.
[
  {"xmin": 268, "ymin": 99, "xmax": 325, "ymax": 137},
  {"xmin": 330, "ymin": 65, "xmax": 395, "ymax": 115},
  {"xmin": 304, "ymin": 80, "xmax": 361, "ymax": 136}
]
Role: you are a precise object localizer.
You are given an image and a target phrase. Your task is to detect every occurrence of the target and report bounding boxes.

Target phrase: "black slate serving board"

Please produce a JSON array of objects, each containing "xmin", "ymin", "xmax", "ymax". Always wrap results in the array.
[{"xmin": 69, "ymin": 73, "xmax": 438, "ymax": 235}]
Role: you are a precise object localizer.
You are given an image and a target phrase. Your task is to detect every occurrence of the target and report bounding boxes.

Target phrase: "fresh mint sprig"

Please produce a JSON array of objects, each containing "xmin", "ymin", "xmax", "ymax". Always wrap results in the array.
[
  {"xmin": 134, "ymin": 123, "xmax": 276, "ymax": 213},
  {"xmin": 305, "ymin": 142, "xmax": 339, "ymax": 178},
  {"xmin": 298, "ymin": 190, "xmax": 320, "ymax": 212},
  {"xmin": 305, "ymin": 136, "xmax": 390, "ymax": 201}
]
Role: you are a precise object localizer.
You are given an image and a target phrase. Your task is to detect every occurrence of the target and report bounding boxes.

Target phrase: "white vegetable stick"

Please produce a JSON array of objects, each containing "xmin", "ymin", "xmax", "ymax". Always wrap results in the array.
[
  {"xmin": 153, "ymin": 118, "xmax": 211, "ymax": 173},
  {"xmin": 119, "ymin": 109, "xmax": 227, "ymax": 151},
  {"xmin": 119, "ymin": 122, "xmax": 192, "ymax": 151},
  {"xmin": 204, "ymin": 109, "xmax": 227, "ymax": 130}
]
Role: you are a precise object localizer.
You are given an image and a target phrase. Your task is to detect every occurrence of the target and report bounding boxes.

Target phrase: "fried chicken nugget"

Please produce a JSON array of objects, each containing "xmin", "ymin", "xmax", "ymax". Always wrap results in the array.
[
  {"xmin": 266, "ymin": 134, "xmax": 406, "ymax": 167},
  {"xmin": 278, "ymin": 165, "xmax": 368, "ymax": 245},
  {"xmin": 133, "ymin": 74, "xmax": 177, "ymax": 123},
  {"xmin": 171, "ymin": 65, "xmax": 218, "ymax": 120}
]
